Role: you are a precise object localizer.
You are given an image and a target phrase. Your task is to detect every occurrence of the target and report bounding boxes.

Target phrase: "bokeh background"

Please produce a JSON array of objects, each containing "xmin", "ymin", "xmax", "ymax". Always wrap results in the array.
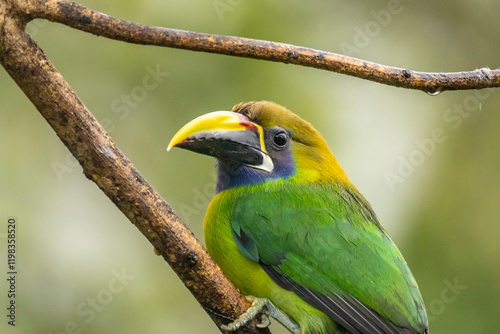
[{"xmin": 1, "ymin": 0, "xmax": 499, "ymax": 333}]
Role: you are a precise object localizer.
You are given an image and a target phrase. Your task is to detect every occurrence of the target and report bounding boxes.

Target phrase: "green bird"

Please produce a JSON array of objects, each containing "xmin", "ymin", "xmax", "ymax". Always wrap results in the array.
[{"xmin": 168, "ymin": 101, "xmax": 428, "ymax": 334}]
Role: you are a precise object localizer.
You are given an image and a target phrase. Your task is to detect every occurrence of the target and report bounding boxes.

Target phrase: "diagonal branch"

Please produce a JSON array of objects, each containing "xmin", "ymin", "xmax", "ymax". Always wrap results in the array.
[
  {"xmin": 0, "ymin": 0, "xmax": 269, "ymax": 333},
  {"xmin": 22, "ymin": 0, "xmax": 500, "ymax": 93}
]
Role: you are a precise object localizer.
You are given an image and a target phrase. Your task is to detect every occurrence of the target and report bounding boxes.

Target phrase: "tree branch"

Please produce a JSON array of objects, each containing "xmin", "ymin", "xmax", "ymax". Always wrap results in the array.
[
  {"xmin": 22, "ymin": 0, "xmax": 500, "ymax": 93},
  {"xmin": 0, "ymin": 0, "xmax": 269, "ymax": 333}
]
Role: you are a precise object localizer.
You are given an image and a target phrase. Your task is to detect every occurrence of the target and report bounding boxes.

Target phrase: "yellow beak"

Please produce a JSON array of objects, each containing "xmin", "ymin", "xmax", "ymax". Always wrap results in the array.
[{"xmin": 168, "ymin": 111, "xmax": 273, "ymax": 173}]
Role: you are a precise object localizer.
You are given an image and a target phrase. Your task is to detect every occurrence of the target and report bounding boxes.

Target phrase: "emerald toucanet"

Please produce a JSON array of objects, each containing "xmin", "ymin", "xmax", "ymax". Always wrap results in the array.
[{"xmin": 168, "ymin": 101, "xmax": 428, "ymax": 334}]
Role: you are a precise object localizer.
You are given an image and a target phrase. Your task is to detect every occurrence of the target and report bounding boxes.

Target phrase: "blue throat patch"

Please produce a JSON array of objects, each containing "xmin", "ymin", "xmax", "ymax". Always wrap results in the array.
[{"xmin": 216, "ymin": 150, "xmax": 296, "ymax": 193}]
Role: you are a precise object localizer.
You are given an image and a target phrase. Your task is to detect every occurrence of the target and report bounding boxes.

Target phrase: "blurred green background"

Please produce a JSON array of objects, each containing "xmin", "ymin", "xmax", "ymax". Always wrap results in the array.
[{"xmin": 1, "ymin": 0, "xmax": 499, "ymax": 333}]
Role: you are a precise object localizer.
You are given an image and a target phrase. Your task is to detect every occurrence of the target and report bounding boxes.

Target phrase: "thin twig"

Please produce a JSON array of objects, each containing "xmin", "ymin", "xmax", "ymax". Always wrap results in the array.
[
  {"xmin": 24, "ymin": 0, "xmax": 500, "ymax": 93},
  {"xmin": 0, "ymin": 0, "xmax": 269, "ymax": 333}
]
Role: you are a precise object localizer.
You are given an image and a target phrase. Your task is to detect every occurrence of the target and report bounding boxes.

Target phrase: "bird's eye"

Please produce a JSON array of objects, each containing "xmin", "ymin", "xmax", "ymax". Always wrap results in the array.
[{"xmin": 273, "ymin": 131, "xmax": 288, "ymax": 147}]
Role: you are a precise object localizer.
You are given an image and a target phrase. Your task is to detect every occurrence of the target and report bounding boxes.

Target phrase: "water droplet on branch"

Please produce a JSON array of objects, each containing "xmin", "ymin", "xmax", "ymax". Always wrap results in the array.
[{"xmin": 426, "ymin": 87, "xmax": 443, "ymax": 96}]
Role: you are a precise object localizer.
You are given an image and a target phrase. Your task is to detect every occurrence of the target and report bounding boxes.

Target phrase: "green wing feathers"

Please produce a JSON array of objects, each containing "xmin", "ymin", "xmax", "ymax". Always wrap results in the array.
[{"xmin": 230, "ymin": 181, "xmax": 427, "ymax": 333}]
